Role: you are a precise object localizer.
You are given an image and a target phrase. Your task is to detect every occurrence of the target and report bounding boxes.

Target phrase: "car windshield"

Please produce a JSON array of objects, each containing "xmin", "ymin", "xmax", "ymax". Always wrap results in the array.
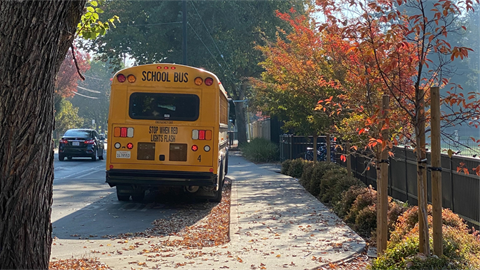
[{"xmin": 63, "ymin": 130, "xmax": 92, "ymax": 138}]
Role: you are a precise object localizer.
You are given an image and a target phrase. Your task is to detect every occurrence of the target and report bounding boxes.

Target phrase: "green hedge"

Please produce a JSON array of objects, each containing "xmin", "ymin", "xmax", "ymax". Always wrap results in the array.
[{"xmin": 240, "ymin": 138, "xmax": 279, "ymax": 163}]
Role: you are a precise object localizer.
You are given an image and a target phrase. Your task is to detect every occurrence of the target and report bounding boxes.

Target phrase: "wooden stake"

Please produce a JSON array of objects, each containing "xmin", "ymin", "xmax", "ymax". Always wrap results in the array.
[
  {"xmin": 377, "ymin": 95, "xmax": 389, "ymax": 254},
  {"xmin": 431, "ymin": 86, "xmax": 443, "ymax": 256}
]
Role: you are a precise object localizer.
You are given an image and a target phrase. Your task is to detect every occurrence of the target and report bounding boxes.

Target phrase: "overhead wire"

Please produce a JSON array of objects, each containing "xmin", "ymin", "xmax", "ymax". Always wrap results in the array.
[
  {"xmin": 190, "ymin": 1, "xmax": 230, "ymax": 68},
  {"xmin": 73, "ymin": 91, "xmax": 99, "ymax": 99},
  {"xmin": 77, "ymin": 86, "xmax": 101, "ymax": 93},
  {"xmin": 188, "ymin": 2, "xmax": 241, "ymax": 96},
  {"xmin": 187, "ymin": 22, "xmax": 223, "ymax": 69}
]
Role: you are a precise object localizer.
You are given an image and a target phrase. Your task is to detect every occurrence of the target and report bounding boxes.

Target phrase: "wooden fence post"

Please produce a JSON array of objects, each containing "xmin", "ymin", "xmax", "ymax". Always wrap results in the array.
[{"xmin": 431, "ymin": 86, "xmax": 443, "ymax": 256}]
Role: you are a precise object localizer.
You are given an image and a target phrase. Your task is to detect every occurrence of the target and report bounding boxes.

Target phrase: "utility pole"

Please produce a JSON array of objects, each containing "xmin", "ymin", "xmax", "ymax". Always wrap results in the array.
[{"xmin": 182, "ymin": 0, "xmax": 187, "ymax": 65}]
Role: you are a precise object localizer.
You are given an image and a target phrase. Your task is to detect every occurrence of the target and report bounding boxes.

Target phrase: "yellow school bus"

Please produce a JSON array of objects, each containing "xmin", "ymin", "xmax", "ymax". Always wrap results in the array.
[{"xmin": 106, "ymin": 64, "xmax": 229, "ymax": 202}]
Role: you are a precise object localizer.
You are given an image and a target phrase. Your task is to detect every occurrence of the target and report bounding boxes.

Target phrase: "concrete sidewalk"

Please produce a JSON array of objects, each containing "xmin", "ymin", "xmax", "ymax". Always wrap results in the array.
[
  {"xmin": 51, "ymin": 152, "xmax": 365, "ymax": 269},
  {"xmin": 227, "ymin": 152, "xmax": 365, "ymax": 269}
]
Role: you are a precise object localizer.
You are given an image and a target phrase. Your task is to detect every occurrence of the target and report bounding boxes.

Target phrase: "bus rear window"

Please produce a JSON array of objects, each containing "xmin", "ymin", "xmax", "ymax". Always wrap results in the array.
[{"xmin": 129, "ymin": 93, "xmax": 199, "ymax": 121}]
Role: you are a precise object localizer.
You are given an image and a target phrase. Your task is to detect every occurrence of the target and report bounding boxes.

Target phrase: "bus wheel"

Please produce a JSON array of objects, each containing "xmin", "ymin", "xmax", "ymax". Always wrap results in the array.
[
  {"xmin": 132, "ymin": 190, "xmax": 145, "ymax": 202},
  {"xmin": 211, "ymin": 165, "xmax": 224, "ymax": 203},
  {"xmin": 211, "ymin": 180, "xmax": 223, "ymax": 202},
  {"xmin": 117, "ymin": 194, "xmax": 130, "ymax": 201},
  {"xmin": 224, "ymin": 154, "xmax": 229, "ymax": 175},
  {"xmin": 116, "ymin": 186, "xmax": 131, "ymax": 201}
]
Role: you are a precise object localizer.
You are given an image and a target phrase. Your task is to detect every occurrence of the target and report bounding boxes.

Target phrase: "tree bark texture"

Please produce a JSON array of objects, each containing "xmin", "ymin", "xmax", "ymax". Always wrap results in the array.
[{"xmin": 0, "ymin": 1, "xmax": 85, "ymax": 269}]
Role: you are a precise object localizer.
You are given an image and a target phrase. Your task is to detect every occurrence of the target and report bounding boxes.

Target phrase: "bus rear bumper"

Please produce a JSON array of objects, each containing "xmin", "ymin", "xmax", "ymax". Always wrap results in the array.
[{"xmin": 106, "ymin": 169, "xmax": 217, "ymax": 187}]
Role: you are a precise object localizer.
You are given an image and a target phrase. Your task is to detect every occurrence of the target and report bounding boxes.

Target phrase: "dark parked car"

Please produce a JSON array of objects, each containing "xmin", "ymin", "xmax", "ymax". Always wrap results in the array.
[{"xmin": 59, "ymin": 129, "xmax": 105, "ymax": 161}]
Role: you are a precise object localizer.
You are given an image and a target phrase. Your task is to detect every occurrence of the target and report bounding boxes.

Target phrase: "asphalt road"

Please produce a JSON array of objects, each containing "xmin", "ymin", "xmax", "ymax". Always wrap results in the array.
[{"xmin": 51, "ymin": 150, "xmax": 214, "ymax": 241}]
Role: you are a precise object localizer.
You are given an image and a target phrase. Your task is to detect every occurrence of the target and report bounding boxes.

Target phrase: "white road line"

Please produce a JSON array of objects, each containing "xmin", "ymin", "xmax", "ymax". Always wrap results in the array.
[{"xmin": 55, "ymin": 164, "xmax": 105, "ymax": 180}]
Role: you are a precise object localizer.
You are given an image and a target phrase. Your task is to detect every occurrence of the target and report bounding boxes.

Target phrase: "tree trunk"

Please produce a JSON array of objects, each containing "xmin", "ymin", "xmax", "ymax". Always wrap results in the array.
[
  {"xmin": 235, "ymin": 81, "xmax": 248, "ymax": 145},
  {"xmin": 0, "ymin": 1, "xmax": 86, "ymax": 269},
  {"xmin": 416, "ymin": 88, "xmax": 430, "ymax": 255},
  {"xmin": 326, "ymin": 134, "xmax": 331, "ymax": 162}
]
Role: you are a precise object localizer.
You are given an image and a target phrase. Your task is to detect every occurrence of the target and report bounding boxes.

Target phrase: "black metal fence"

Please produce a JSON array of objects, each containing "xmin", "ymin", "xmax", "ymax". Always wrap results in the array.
[
  {"xmin": 279, "ymin": 134, "xmax": 480, "ymax": 229},
  {"xmin": 279, "ymin": 134, "xmax": 329, "ymax": 161}
]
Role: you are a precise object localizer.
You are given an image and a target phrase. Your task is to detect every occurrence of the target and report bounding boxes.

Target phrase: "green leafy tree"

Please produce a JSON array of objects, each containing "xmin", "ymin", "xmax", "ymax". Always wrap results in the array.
[
  {"xmin": 89, "ymin": 0, "xmax": 306, "ymax": 144},
  {"xmin": 55, "ymin": 99, "xmax": 85, "ymax": 136}
]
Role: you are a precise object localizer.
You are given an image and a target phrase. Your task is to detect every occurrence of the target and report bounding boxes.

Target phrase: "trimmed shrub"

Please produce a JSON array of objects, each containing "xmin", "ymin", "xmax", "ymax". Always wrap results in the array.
[
  {"xmin": 240, "ymin": 138, "xmax": 279, "ymax": 163},
  {"xmin": 281, "ymin": 159, "xmax": 292, "ymax": 175},
  {"xmin": 355, "ymin": 204, "xmax": 377, "ymax": 237},
  {"xmin": 373, "ymin": 205, "xmax": 480, "ymax": 269},
  {"xmin": 318, "ymin": 166, "xmax": 348, "ymax": 203},
  {"xmin": 389, "ymin": 205, "xmax": 468, "ymax": 245},
  {"xmin": 333, "ymin": 184, "xmax": 367, "ymax": 219},
  {"xmin": 345, "ymin": 186, "xmax": 377, "ymax": 224},
  {"xmin": 299, "ymin": 161, "xmax": 315, "ymax": 191},
  {"xmin": 373, "ymin": 214, "xmax": 480, "ymax": 269},
  {"xmin": 287, "ymin": 158, "xmax": 306, "ymax": 179},
  {"xmin": 330, "ymin": 176, "xmax": 365, "ymax": 209},
  {"xmin": 308, "ymin": 162, "xmax": 338, "ymax": 197},
  {"xmin": 387, "ymin": 200, "xmax": 407, "ymax": 235}
]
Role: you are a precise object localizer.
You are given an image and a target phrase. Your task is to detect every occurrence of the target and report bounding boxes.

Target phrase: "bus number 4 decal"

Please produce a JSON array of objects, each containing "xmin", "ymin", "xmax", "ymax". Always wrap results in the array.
[{"xmin": 197, "ymin": 155, "xmax": 201, "ymax": 162}]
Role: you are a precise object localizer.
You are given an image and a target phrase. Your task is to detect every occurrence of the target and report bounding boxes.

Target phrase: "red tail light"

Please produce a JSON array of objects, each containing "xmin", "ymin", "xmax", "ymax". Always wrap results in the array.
[
  {"xmin": 117, "ymin": 74, "xmax": 126, "ymax": 83},
  {"xmin": 205, "ymin": 77, "xmax": 214, "ymax": 86},
  {"xmin": 60, "ymin": 139, "xmax": 68, "ymax": 144},
  {"xmin": 120, "ymin": 127, "xmax": 128, "ymax": 137},
  {"xmin": 84, "ymin": 140, "xmax": 95, "ymax": 144},
  {"xmin": 198, "ymin": 130, "xmax": 205, "ymax": 140}
]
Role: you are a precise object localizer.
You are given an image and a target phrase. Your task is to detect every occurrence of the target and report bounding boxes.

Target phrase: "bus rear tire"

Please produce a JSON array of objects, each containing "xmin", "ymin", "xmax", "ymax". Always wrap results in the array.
[
  {"xmin": 116, "ymin": 186, "xmax": 131, "ymax": 201},
  {"xmin": 211, "ymin": 165, "xmax": 224, "ymax": 203},
  {"xmin": 117, "ymin": 194, "xmax": 130, "ymax": 201},
  {"xmin": 132, "ymin": 191, "xmax": 145, "ymax": 202},
  {"xmin": 224, "ymin": 154, "xmax": 229, "ymax": 175},
  {"xmin": 211, "ymin": 181, "xmax": 223, "ymax": 202}
]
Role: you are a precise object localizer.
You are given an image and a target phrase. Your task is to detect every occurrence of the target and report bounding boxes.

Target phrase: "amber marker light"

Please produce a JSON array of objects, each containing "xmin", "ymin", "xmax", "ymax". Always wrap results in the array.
[
  {"xmin": 194, "ymin": 77, "xmax": 203, "ymax": 86},
  {"xmin": 127, "ymin": 74, "xmax": 136, "ymax": 83}
]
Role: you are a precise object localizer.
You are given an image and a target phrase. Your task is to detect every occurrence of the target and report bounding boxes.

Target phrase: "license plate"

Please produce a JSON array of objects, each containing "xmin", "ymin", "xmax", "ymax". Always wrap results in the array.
[
  {"xmin": 72, "ymin": 141, "xmax": 80, "ymax": 146},
  {"xmin": 116, "ymin": 151, "xmax": 131, "ymax": 159}
]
